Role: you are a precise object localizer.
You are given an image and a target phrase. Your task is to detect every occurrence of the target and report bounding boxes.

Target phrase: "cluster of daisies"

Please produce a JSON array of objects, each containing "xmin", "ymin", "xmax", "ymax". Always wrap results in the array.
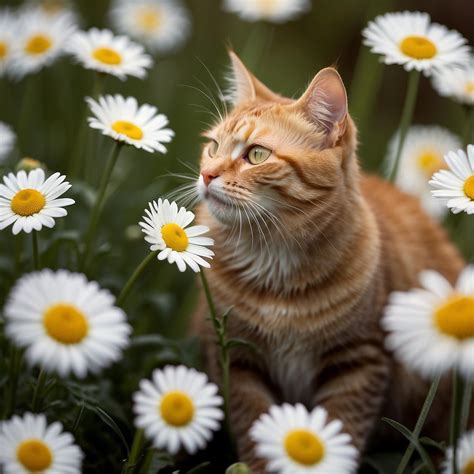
[
  {"xmin": 0, "ymin": 0, "xmax": 191, "ymax": 81},
  {"xmin": 362, "ymin": 11, "xmax": 474, "ymax": 219},
  {"xmin": 362, "ymin": 10, "xmax": 474, "ymax": 474}
]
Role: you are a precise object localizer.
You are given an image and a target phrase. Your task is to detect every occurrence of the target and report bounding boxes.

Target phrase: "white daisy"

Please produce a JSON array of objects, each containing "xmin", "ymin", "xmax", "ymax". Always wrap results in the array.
[
  {"xmin": 0, "ymin": 9, "xmax": 16, "ymax": 77},
  {"xmin": 250, "ymin": 403, "xmax": 358, "ymax": 474},
  {"xmin": 362, "ymin": 11, "xmax": 470, "ymax": 76},
  {"xmin": 86, "ymin": 94, "xmax": 174, "ymax": 153},
  {"xmin": 382, "ymin": 266, "xmax": 474, "ymax": 379},
  {"xmin": 139, "ymin": 198, "xmax": 214, "ymax": 273},
  {"xmin": 67, "ymin": 28, "xmax": 153, "ymax": 80},
  {"xmin": 0, "ymin": 169, "xmax": 75, "ymax": 235},
  {"xmin": 223, "ymin": 0, "xmax": 311, "ymax": 23},
  {"xmin": 4, "ymin": 269, "xmax": 132, "ymax": 378},
  {"xmin": 10, "ymin": 6, "xmax": 76, "ymax": 79},
  {"xmin": 0, "ymin": 122, "xmax": 16, "ymax": 162},
  {"xmin": 133, "ymin": 365, "xmax": 224, "ymax": 455},
  {"xmin": 387, "ymin": 125, "xmax": 461, "ymax": 218},
  {"xmin": 442, "ymin": 430, "xmax": 474, "ymax": 474},
  {"xmin": 432, "ymin": 56, "xmax": 474, "ymax": 106},
  {"xmin": 110, "ymin": 0, "xmax": 190, "ymax": 54},
  {"xmin": 430, "ymin": 144, "xmax": 474, "ymax": 214},
  {"xmin": 0, "ymin": 412, "xmax": 83, "ymax": 474}
]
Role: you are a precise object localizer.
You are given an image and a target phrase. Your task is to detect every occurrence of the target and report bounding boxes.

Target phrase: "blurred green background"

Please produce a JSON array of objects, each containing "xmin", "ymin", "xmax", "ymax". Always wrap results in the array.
[{"xmin": 0, "ymin": 0, "xmax": 473, "ymax": 472}]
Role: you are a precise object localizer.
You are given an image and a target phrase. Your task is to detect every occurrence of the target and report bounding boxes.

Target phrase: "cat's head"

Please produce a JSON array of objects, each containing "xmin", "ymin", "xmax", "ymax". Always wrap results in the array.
[{"xmin": 197, "ymin": 52, "xmax": 358, "ymax": 237}]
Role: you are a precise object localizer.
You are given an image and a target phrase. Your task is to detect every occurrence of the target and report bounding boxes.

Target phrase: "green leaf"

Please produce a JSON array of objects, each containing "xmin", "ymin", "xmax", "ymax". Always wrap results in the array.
[
  {"xmin": 382, "ymin": 417, "xmax": 436, "ymax": 474},
  {"xmin": 226, "ymin": 338, "xmax": 260, "ymax": 354},
  {"xmin": 419, "ymin": 436, "xmax": 446, "ymax": 452},
  {"xmin": 187, "ymin": 461, "xmax": 212, "ymax": 473},
  {"xmin": 85, "ymin": 404, "xmax": 130, "ymax": 456}
]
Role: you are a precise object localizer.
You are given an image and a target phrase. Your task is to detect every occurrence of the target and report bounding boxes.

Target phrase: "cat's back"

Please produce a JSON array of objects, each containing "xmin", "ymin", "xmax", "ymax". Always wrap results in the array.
[{"xmin": 360, "ymin": 173, "xmax": 464, "ymax": 290}]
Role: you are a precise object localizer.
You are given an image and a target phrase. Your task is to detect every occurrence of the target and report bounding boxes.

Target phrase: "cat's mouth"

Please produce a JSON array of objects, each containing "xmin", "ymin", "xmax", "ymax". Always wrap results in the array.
[{"xmin": 205, "ymin": 189, "xmax": 232, "ymax": 208}]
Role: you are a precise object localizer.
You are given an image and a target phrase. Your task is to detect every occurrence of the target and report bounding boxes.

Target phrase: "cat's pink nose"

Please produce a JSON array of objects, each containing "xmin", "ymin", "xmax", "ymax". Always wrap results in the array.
[{"xmin": 202, "ymin": 171, "xmax": 219, "ymax": 187}]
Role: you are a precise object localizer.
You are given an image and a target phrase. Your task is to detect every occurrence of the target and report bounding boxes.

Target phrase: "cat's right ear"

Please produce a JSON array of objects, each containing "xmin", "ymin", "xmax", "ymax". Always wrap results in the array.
[{"xmin": 292, "ymin": 68, "xmax": 348, "ymax": 147}]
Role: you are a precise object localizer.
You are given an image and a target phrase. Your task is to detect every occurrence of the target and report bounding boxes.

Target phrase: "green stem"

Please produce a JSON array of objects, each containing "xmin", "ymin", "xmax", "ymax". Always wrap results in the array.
[
  {"xmin": 31, "ymin": 368, "xmax": 48, "ymax": 412},
  {"xmin": 124, "ymin": 428, "xmax": 145, "ymax": 473},
  {"xmin": 450, "ymin": 370, "xmax": 464, "ymax": 474},
  {"xmin": 117, "ymin": 251, "xmax": 159, "ymax": 307},
  {"xmin": 396, "ymin": 373, "xmax": 441, "ymax": 474},
  {"xmin": 463, "ymin": 106, "xmax": 474, "ymax": 147},
  {"xmin": 460, "ymin": 379, "xmax": 473, "ymax": 434},
  {"xmin": 388, "ymin": 69, "xmax": 421, "ymax": 182},
  {"xmin": 138, "ymin": 448, "xmax": 155, "ymax": 474},
  {"xmin": 32, "ymin": 231, "xmax": 40, "ymax": 270},
  {"xmin": 199, "ymin": 271, "xmax": 232, "ymax": 440},
  {"xmin": 72, "ymin": 403, "xmax": 85, "ymax": 434},
  {"xmin": 82, "ymin": 142, "xmax": 123, "ymax": 271},
  {"xmin": 2, "ymin": 345, "xmax": 22, "ymax": 419}
]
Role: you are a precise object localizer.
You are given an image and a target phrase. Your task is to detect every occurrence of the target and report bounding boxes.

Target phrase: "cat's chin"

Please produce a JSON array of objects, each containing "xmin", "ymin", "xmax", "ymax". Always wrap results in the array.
[{"xmin": 204, "ymin": 191, "xmax": 239, "ymax": 225}]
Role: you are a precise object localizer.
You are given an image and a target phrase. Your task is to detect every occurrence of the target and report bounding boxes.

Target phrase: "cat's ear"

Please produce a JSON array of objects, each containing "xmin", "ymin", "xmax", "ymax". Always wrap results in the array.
[
  {"xmin": 227, "ymin": 51, "xmax": 283, "ymax": 105},
  {"xmin": 293, "ymin": 68, "xmax": 348, "ymax": 146}
]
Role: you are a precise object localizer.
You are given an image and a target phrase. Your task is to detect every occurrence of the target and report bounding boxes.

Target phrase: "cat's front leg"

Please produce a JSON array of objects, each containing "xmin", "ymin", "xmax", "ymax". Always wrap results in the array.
[
  {"xmin": 313, "ymin": 341, "xmax": 391, "ymax": 453},
  {"xmin": 228, "ymin": 367, "xmax": 275, "ymax": 473}
]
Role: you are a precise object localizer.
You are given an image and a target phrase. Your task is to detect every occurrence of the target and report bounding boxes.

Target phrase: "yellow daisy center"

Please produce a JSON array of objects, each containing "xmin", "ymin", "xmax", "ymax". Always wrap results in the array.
[
  {"xmin": 137, "ymin": 8, "xmax": 162, "ymax": 32},
  {"xmin": 160, "ymin": 390, "xmax": 195, "ymax": 426},
  {"xmin": 111, "ymin": 120, "xmax": 144, "ymax": 140},
  {"xmin": 466, "ymin": 83, "xmax": 474, "ymax": 94},
  {"xmin": 257, "ymin": 0, "xmax": 278, "ymax": 13},
  {"xmin": 284, "ymin": 429, "xmax": 325, "ymax": 466},
  {"xmin": 161, "ymin": 223, "xmax": 189, "ymax": 252},
  {"xmin": 11, "ymin": 189, "xmax": 46, "ymax": 216},
  {"xmin": 417, "ymin": 151, "xmax": 445, "ymax": 176},
  {"xmin": 92, "ymin": 47, "xmax": 122, "ymax": 65},
  {"xmin": 464, "ymin": 175, "xmax": 474, "ymax": 200},
  {"xmin": 43, "ymin": 303, "xmax": 89, "ymax": 344},
  {"xmin": 25, "ymin": 34, "xmax": 52, "ymax": 55},
  {"xmin": 400, "ymin": 35, "xmax": 437, "ymax": 60},
  {"xmin": 17, "ymin": 439, "xmax": 53, "ymax": 471},
  {"xmin": 463, "ymin": 458, "xmax": 474, "ymax": 474},
  {"xmin": 0, "ymin": 41, "xmax": 8, "ymax": 59},
  {"xmin": 435, "ymin": 295, "xmax": 474, "ymax": 340},
  {"xmin": 41, "ymin": 0, "xmax": 65, "ymax": 15}
]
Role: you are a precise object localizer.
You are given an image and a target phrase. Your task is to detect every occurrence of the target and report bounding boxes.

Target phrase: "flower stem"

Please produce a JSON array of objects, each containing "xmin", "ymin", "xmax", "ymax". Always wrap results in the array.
[
  {"xmin": 450, "ymin": 370, "xmax": 464, "ymax": 474},
  {"xmin": 82, "ymin": 142, "xmax": 123, "ymax": 271},
  {"xmin": 388, "ymin": 69, "xmax": 421, "ymax": 182},
  {"xmin": 460, "ymin": 379, "xmax": 473, "ymax": 433},
  {"xmin": 2, "ymin": 345, "xmax": 22, "ymax": 419},
  {"xmin": 124, "ymin": 428, "xmax": 145, "ymax": 473},
  {"xmin": 72, "ymin": 403, "xmax": 85, "ymax": 434},
  {"xmin": 138, "ymin": 448, "xmax": 155, "ymax": 474},
  {"xmin": 199, "ymin": 271, "xmax": 232, "ymax": 436},
  {"xmin": 32, "ymin": 231, "xmax": 40, "ymax": 270},
  {"xmin": 396, "ymin": 372, "xmax": 441, "ymax": 474},
  {"xmin": 463, "ymin": 105, "xmax": 474, "ymax": 147},
  {"xmin": 31, "ymin": 368, "xmax": 48, "ymax": 412},
  {"xmin": 117, "ymin": 251, "xmax": 159, "ymax": 307}
]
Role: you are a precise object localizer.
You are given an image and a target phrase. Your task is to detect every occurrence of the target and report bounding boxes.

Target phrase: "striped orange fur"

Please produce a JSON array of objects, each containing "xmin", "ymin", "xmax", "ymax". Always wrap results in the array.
[{"xmin": 191, "ymin": 52, "xmax": 466, "ymax": 471}]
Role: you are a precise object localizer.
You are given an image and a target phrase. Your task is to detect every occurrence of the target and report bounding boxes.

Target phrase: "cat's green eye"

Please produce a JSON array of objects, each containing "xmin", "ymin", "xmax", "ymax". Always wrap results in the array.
[
  {"xmin": 208, "ymin": 140, "xmax": 218, "ymax": 158},
  {"xmin": 247, "ymin": 146, "xmax": 272, "ymax": 165}
]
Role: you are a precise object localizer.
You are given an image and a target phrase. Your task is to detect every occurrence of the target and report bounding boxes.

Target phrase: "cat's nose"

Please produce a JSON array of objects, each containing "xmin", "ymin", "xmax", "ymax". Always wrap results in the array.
[{"xmin": 201, "ymin": 171, "xmax": 219, "ymax": 187}]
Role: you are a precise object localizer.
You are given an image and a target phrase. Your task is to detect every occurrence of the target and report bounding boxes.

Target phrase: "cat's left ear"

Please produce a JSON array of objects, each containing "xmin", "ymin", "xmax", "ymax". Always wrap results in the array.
[
  {"xmin": 293, "ymin": 68, "xmax": 348, "ymax": 146},
  {"xmin": 227, "ymin": 51, "xmax": 283, "ymax": 105}
]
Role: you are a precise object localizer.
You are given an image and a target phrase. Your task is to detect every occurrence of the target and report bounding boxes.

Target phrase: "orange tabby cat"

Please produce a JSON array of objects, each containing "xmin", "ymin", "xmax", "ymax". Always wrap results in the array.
[{"xmin": 191, "ymin": 52, "xmax": 465, "ymax": 471}]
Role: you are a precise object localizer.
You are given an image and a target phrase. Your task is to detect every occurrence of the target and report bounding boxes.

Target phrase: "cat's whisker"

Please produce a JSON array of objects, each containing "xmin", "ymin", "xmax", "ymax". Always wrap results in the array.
[
  {"xmin": 181, "ymin": 84, "xmax": 224, "ymax": 123},
  {"xmin": 195, "ymin": 56, "xmax": 229, "ymax": 117}
]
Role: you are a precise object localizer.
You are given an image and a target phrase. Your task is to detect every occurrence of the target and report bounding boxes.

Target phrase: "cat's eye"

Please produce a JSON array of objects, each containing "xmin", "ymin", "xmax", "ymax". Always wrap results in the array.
[
  {"xmin": 207, "ymin": 140, "xmax": 218, "ymax": 158},
  {"xmin": 247, "ymin": 146, "xmax": 272, "ymax": 165}
]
